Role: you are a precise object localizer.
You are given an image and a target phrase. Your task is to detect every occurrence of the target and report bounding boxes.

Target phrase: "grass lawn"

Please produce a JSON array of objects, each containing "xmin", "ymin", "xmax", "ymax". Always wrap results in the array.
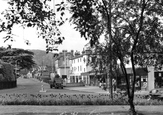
[{"xmin": 14, "ymin": 112, "xmax": 163, "ymax": 115}]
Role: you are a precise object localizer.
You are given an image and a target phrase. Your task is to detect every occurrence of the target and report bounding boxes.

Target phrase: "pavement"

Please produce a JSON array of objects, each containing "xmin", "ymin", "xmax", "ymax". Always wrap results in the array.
[
  {"xmin": 65, "ymin": 85, "xmax": 149, "ymax": 95},
  {"xmin": 65, "ymin": 86, "xmax": 110, "ymax": 94}
]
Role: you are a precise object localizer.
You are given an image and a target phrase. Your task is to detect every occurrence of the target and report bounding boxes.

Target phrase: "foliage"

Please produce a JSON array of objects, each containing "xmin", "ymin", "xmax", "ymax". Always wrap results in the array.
[
  {"xmin": 0, "ymin": 0, "xmax": 67, "ymax": 52},
  {"xmin": 32, "ymin": 49, "xmax": 55, "ymax": 66},
  {"xmin": 0, "ymin": 60, "xmax": 15, "ymax": 81},
  {"xmin": 0, "ymin": 47, "xmax": 36, "ymax": 70},
  {"xmin": 86, "ymin": 43, "xmax": 120, "ymax": 80},
  {"xmin": 0, "ymin": 93, "xmax": 163, "ymax": 106},
  {"xmin": 65, "ymin": 0, "xmax": 163, "ymax": 114}
]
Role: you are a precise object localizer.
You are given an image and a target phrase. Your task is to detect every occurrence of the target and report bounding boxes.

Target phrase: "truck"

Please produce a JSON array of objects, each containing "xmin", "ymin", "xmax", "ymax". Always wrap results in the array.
[{"xmin": 49, "ymin": 73, "xmax": 64, "ymax": 89}]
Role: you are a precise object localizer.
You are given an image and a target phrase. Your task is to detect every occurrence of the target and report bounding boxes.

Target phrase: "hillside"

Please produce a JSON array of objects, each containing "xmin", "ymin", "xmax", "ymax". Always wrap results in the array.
[{"xmin": 31, "ymin": 50, "xmax": 54, "ymax": 66}]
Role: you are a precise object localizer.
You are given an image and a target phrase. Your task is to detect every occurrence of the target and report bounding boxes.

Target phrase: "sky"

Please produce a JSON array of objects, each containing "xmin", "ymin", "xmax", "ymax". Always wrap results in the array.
[{"xmin": 0, "ymin": 0, "xmax": 88, "ymax": 53}]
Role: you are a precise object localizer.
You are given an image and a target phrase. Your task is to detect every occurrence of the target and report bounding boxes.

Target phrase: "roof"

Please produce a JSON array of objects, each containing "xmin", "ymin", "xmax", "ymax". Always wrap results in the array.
[
  {"xmin": 80, "ymin": 68, "xmax": 148, "ymax": 76},
  {"xmin": 81, "ymin": 70, "xmax": 104, "ymax": 76},
  {"xmin": 55, "ymin": 52, "xmax": 73, "ymax": 61},
  {"xmin": 119, "ymin": 67, "xmax": 148, "ymax": 76},
  {"xmin": 70, "ymin": 54, "xmax": 84, "ymax": 60}
]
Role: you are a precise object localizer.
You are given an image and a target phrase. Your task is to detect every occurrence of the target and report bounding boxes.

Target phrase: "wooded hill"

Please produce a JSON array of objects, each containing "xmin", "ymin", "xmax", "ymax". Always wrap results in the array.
[{"xmin": 31, "ymin": 50, "xmax": 54, "ymax": 66}]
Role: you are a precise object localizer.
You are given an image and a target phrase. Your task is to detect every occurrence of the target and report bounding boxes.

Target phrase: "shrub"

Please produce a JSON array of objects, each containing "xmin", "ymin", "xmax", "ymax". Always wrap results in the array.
[
  {"xmin": 0, "ymin": 61, "xmax": 15, "ymax": 81},
  {"xmin": 0, "ymin": 93, "xmax": 163, "ymax": 105},
  {"xmin": 0, "ymin": 61, "xmax": 17, "ymax": 89}
]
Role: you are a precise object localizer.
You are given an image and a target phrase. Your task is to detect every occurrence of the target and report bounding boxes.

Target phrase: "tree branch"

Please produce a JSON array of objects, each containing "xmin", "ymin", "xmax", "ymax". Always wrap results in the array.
[{"xmin": 131, "ymin": 0, "xmax": 146, "ymax": 52}]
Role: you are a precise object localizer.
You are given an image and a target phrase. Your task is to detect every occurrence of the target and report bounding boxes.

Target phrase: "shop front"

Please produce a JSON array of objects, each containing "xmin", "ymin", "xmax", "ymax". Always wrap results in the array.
[{"xmin": 154, "ymin": 71, "xmax": 163, "ymax": 88}]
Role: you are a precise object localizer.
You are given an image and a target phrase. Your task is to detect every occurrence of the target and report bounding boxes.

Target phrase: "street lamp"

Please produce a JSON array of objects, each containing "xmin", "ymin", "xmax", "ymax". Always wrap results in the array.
[
  {"xmin": 53, "ymin": 53, "xmax": 59, "ymax": 73},
  {"xmin": 117, "ymin": 59, "xmax": 121, "ymax": 92}
]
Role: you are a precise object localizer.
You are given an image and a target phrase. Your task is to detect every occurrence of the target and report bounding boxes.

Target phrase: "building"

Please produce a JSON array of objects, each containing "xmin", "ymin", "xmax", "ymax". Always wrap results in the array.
[
  {"xmin": 153, "ymin": 67, "xmax": 163, "ymax": 89},
  {"xmin": 69, "ymin": 49, "xmax": 103, "ymax": 85},
  {"xmin": 53, "ymin": 49, "xmax": 162, "ymax": 91},
  {"xmin": 117, "ymin": 66, "xmax": 161, "ymax": 91},
  {"xmin": 54, "ymin": 50, "xmax": 73, "ymax": 83}
]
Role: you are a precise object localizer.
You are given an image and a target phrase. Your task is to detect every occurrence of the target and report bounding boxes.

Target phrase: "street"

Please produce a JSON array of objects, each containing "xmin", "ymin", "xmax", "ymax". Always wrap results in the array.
[{"xmin": 0, "ymin": 77, "xmax": 105, "ymax": 95}]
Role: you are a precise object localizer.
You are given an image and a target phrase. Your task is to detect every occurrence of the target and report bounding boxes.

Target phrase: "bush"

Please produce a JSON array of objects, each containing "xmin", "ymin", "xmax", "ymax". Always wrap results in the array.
[
  {"xmin": 0, "ymin": 61, "xmax": 15, "ymax": 81},
  {"xmin": 0, "ymin": 93, "xmax": 163, "ymax": 106},
  {"xmin": 0, "ymin": 61, "xmax": 17, "ymax": 89}
]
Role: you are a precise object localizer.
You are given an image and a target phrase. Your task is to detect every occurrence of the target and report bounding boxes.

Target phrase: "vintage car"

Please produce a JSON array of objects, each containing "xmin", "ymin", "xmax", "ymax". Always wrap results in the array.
[
  {"xmin": 49, "ymin": 77, "xmax": 64, "ymax": 89},
  {"xmin": 147, "ymin": 88, "xmax": 163, "ymax": 100}
]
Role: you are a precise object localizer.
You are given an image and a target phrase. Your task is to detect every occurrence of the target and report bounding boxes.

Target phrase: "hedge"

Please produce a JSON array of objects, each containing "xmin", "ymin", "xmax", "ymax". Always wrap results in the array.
[
  {"xmin": 0, "ymin": 61, "xmax": 17, "ymax": 89},
  {"xmin": 0, "ymin": 81, "xmax": 17, "ymax": 89}
]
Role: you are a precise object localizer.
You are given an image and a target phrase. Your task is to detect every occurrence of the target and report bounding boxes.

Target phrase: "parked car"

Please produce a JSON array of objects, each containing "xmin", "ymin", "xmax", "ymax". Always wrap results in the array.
[
  {"xmin": 147, "ymin": 88, "xmax": 163, "ymax": 100},
  {"xmin": 49, "ymin": 77, "xmax": 64, "ymax": 89}
]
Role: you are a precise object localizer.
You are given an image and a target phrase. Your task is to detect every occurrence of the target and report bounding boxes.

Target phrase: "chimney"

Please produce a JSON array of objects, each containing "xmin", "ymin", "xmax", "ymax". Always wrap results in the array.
[
  {"xmin": 62, "ymin": 50, "xmax": 67, "ymax": 53},
  {"xmin": 71, "ymin": 50, "xmax": 74, "ymax": 55},
  {"xmin": 75, "ymin": 51, "xmax": 80, "ymax": 56}
]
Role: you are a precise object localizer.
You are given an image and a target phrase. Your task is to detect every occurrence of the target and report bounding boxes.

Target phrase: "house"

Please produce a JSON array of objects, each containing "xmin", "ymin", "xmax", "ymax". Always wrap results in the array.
[
  {"xmin": 54, "ymin": 50, "xmax": 73, "ymax": 83},
  {"xmin": 69, "ymin": 50, "xmax": 99, "ymax": 85},
  {"xmin": 116, "ymin": 66, "xmax": 161, "ymax": 91}
]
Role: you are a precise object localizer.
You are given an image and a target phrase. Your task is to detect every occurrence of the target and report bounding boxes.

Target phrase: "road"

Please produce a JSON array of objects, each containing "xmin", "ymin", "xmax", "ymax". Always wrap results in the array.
[
  {"xmin": 0, "ymin": 77, "xmax": 149, "ymax": 95},
  {"xmin": 0, "ymin": 77, "xmax": 103, "ymax": 95}
]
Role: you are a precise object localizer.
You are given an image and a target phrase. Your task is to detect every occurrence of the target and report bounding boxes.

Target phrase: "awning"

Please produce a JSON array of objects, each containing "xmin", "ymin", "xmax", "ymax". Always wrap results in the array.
[
  {"xmin": 81, "ymin": 71, "xmax": 104, "ymax": 76},
  {"xmin": 81, "ymin": 71, "xmax": 91, "ymax": 76},
  {"xmin": 119, "ymin": 67, "xmax": 148, "ymax": 76},
  {"xmin": 69, "ymin": 73, "xmax": 80, "ymax": 76}
]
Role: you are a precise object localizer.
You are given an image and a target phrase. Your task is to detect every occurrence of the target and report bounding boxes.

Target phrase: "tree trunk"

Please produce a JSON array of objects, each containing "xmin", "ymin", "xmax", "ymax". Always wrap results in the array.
[
  {"xmin": 120, "ymin": 60, "xmax": 137, "ymax": 115},
  {"xmin": 106, "ymin": 65, "xmax": 113, "ymax": 99},
  {"xmin": 129, "ymin": 53, "xmax": 137, "ymax": 115},
  {"xmin": 129, "ymin": 98, "xmax": 137, "ymax": 115}
]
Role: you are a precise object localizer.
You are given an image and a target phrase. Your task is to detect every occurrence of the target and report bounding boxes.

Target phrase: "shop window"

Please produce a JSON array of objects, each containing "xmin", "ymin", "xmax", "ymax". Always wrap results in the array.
[{"xmin": 143, "ymin": 79, "xmax": 146, "ymax": 82}]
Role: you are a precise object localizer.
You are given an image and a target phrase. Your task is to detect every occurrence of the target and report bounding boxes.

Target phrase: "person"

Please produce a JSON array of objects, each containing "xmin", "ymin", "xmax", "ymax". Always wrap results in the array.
[
  {"xmin": 50, "ymin": 72, "xmax": 55, "ymax": 82},
  {"xmin": 55, "ymin": 72, "xmax": 60, "ymax": 78}
]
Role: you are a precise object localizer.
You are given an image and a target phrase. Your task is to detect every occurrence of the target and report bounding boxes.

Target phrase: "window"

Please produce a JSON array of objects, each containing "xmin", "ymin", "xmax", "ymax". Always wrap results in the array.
[
  {"xmin": 78, "ymin": 66, "xmax": 79, "ymax": 71},
  {"xmin": 80, "ymin": 66, "xmax": 82, "ymax": 71},
  {"xmin": 84, "ymin": 68, "xmax": 85, "ymax": 72},
  {"xmin": 83, "ymin": 57, "xmax": 86, "ymax": 63}
]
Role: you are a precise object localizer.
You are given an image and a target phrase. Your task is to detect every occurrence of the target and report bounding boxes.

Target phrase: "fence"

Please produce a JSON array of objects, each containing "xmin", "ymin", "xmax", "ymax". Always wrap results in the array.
[{"xmin": 0, "ymin": 81, "xmax": 17, "ymax": 89}]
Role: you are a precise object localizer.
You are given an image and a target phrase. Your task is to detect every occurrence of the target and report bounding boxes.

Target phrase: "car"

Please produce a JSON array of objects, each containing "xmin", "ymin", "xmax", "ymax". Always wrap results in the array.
[
  {"xmin": 49, "ymin": 78, "xmax": 64, "ymax": 89},
  {"xmin": 147, "ymin": 88, "xmax": 163, "ymax": 100}
]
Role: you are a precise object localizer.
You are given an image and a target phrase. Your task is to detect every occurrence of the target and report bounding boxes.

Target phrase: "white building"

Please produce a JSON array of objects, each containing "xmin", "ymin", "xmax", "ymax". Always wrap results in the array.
[{"xmin": 69, "ymin": 50, "xmax": 93, "ymax": 85}]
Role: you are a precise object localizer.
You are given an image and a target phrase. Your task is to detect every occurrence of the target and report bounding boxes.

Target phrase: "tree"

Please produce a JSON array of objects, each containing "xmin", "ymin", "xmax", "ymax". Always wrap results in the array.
[
  {"xmin": 86, "ymin": 42, "xmax": 118, "ymax": 94},
  {"xmin": 0, "ymin": 47, "xmax": 36, "ymax": 70},
  {"xmin": 66, "ymin": 0, "xmax": 163, "ymax": 114},
  {"xmin": 1, "ymin": 0, "xmax": 163, "ymax": 114},
  {"xmin": 0, "ymin": 0, "xmax": 67, "ymax": 52}
]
